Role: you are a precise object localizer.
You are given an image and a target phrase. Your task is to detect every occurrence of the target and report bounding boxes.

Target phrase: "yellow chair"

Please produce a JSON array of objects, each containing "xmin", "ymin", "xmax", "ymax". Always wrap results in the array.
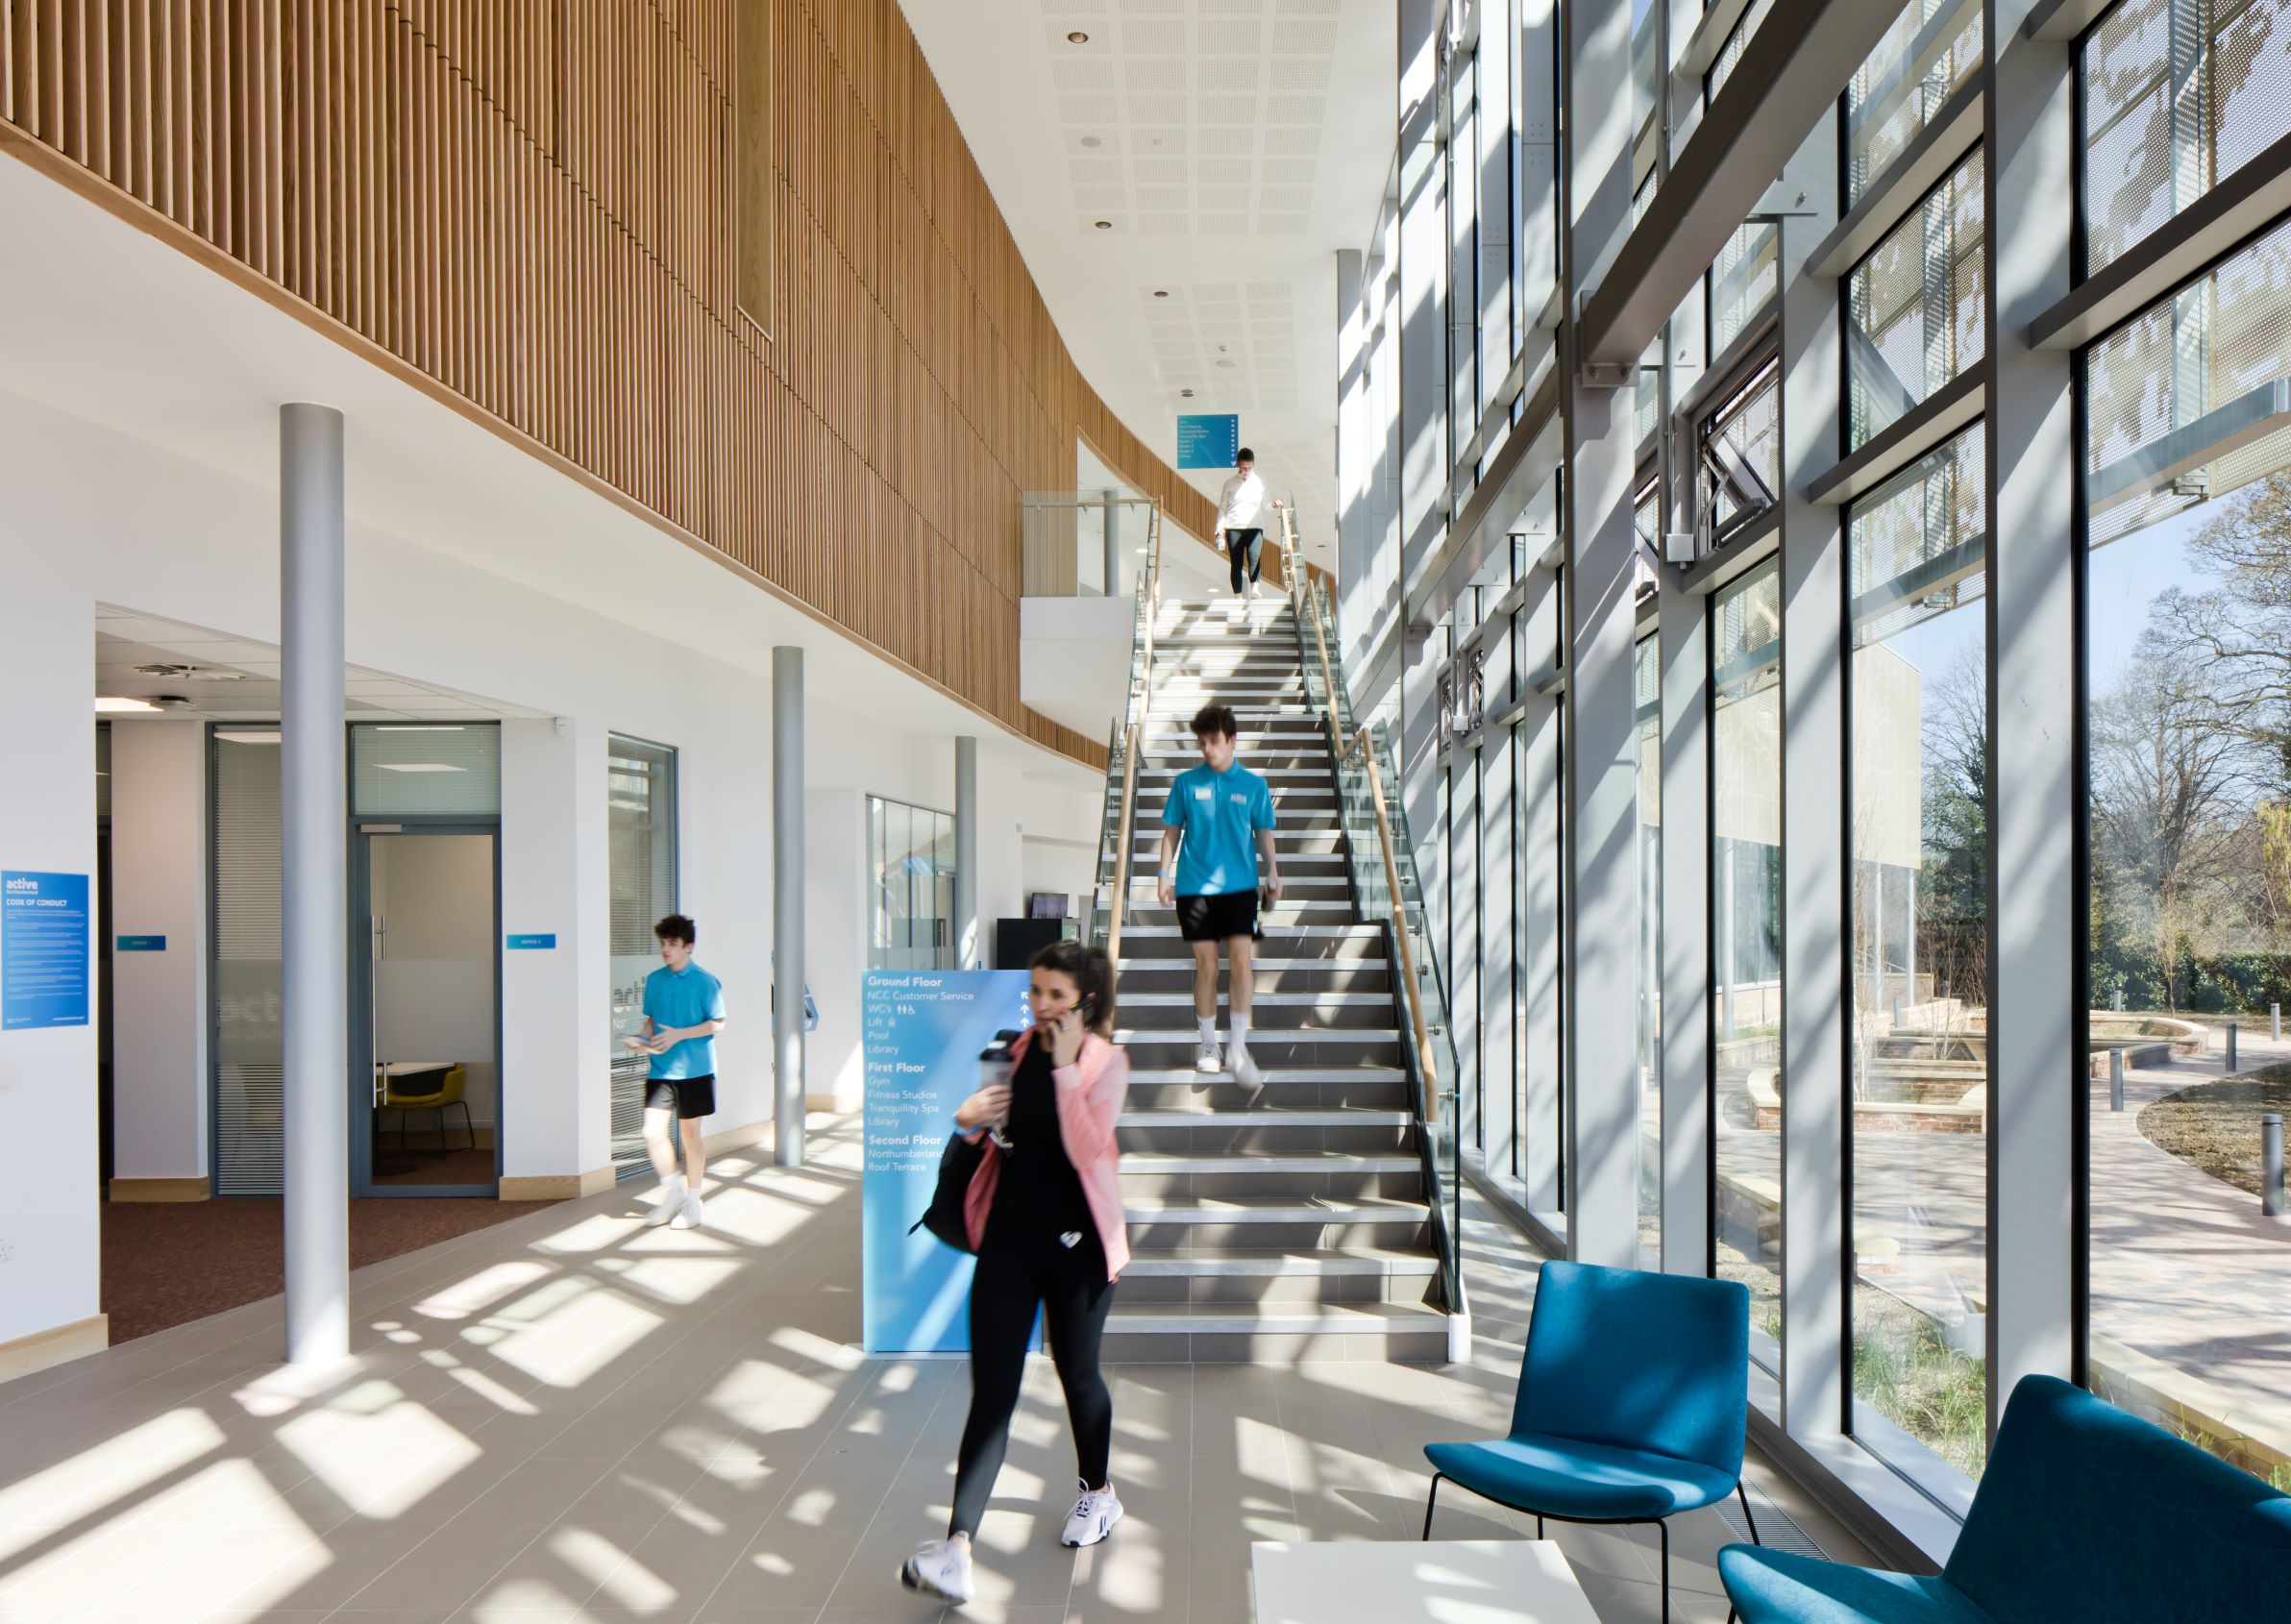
[{"xmin": 380, "ymin": 1064, "xmax": 473, "ymax": 1153}]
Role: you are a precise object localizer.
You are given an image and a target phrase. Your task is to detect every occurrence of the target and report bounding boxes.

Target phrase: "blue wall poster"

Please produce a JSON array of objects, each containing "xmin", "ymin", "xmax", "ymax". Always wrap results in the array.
[
  {"xmin": 862, "ymin": 969, "xmax": 1034, "ymax": 1354},
  {"xmin": 1176, "ymin": 412, "xmax": 1241, "ymax": 470},
  {"xmin": 3, "ymin": 871, "xmax": 91, "ymax": 1031}
]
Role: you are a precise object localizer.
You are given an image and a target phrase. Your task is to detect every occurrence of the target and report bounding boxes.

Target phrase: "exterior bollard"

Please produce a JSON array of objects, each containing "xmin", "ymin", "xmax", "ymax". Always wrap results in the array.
[
  {"xmin": 1892, "ymin": 997, "xmax": 1904, "ymax": 1029},
  {"xmin": 2228, "ymin": 1023, "xmax": 2239, "ymax": 1071},
  {"xmin": 2109, "ymin": 1048, "xmax": 2125, "ymax": 1113},
  {"xmin": 2113, "ymin": 990, "xmax": 2124, "ymax": 1012},
  {"xmin": 2264, "ymin": 1115, "xmax": 2285, "ymax": 1219},
  {"xmin": 2275, "ymin": 1002, "xmax": 2282, "ymax": 1043}
]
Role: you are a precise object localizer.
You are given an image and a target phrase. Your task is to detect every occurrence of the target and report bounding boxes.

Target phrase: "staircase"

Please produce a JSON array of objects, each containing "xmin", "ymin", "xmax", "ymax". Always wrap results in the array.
[{"xmin": 1094, "ymin": 594, "xmax": 1453, "ymax": 1364}]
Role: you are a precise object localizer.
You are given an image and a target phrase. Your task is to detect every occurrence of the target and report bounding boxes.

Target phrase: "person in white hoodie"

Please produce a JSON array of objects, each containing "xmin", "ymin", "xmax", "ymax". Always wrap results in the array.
[{"xmin": 1214, "ymin": 448, "xmax": 1286, "ymax": 608}]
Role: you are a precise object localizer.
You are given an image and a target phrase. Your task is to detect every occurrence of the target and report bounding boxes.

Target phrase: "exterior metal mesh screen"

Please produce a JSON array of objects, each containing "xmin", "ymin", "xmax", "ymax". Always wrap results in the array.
[
  {"xmin": 2082, "ymin": 0, "xmax": 2291, "ymax": 274},
  {"xmin": 1848, "ymin": 148, "xmax": 1987, "ymax": 449},
  {"xmin": 1848, "ymin": 424, "xmax": 1989, "ymax": 647},
  {"xmin": 1846, "ymin": 0, "xmax": 1984, "ymax": 207}
]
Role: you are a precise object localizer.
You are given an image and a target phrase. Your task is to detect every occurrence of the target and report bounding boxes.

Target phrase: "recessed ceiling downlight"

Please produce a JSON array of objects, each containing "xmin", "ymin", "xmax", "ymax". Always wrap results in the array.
[
  {"xmin": 1094, "ymin": 220, "xmax": 1113, "ymax": 230},
  {"xmin": 1067, "ymin": 31, "xmax": 1089, "ymax": 43}
]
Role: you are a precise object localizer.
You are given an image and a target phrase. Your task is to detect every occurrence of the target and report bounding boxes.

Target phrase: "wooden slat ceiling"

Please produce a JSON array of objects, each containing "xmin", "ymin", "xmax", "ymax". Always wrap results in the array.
[{"xmin": 0, "ymin": 0, "xmax": 1240, "ymax": 764}]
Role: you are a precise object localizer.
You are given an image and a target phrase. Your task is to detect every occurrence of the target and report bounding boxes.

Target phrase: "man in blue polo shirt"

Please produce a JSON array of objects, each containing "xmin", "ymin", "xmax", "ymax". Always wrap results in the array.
[
  {"xmin": 1156, "ymin": 704, "xmax": 1282, "ymax": 1089},
  {"xmin": 628, "ymin": 913, "xmax": 729, "ymax": 1228}
]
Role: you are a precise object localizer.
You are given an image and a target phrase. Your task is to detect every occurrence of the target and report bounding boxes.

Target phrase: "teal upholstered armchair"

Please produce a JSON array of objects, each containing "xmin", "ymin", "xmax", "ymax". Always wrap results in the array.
[
  {"xmin": 1719, "ymin": 1374, "xmax": 2291, "ymax": 1623},
  {"xmin": 1423, "ymin": 1259, "xmax": 1755, "ymax": 1624}
]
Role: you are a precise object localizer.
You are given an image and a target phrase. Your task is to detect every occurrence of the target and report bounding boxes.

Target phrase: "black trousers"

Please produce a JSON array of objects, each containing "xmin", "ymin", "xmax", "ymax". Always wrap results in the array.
[
  {"xmin": 1226, "ymin": 527, "xmax": 1265, "ymax": 593},
  {"xmin": 948, "ymin": 1226, "xmax": 1117, "ymax": 1538}
]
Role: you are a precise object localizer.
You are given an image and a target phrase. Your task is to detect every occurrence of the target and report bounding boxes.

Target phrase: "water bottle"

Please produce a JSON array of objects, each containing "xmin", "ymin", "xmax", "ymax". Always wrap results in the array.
[{"xmin": 979, "ymin": 1029, "xmax": 1022, "ymax": 1150}]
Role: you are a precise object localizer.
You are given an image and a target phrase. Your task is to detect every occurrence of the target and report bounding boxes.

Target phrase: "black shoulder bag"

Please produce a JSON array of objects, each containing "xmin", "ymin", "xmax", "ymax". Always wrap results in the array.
[{"xmin": 909, "ymin": 1129, "xmax": 987, "ymax": 1254}]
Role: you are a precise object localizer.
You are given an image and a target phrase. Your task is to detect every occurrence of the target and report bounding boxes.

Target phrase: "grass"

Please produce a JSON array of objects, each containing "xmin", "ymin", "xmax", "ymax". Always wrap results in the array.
[
  {"xmin": 2136, "ymin": 1066, "xmax": 2291, "ymax": 1198},
  {"xmin": 1853, "ymin": 1289, "xmax": 1989, "ymax": 1478}
]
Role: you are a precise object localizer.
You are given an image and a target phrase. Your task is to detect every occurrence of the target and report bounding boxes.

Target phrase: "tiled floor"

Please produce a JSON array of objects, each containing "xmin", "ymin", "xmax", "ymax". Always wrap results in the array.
[{"xmin": 0, "ymin": 1118, "xmax": 1870, "ymax": 1623}]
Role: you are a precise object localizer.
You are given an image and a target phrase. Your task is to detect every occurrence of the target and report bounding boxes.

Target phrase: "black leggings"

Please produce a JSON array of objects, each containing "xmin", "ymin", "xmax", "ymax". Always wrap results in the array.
[
  {"xmin": 948, "ymin": 1229, "xmax": 1117, "ymax": 1539},
  {"xmin": 1227, "ymin": 528, "xmax": 1264, "ymax": 593}
]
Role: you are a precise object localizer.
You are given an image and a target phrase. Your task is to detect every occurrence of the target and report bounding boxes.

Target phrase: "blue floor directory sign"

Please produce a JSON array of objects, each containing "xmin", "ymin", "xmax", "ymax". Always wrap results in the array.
[
  {"xmin": 3, "ymin": 871, "xmax": 90, "ymax": 1031},
  {"xmin": 861, "ymin": 969, "xmax": 1032, "ymax": 1354}
]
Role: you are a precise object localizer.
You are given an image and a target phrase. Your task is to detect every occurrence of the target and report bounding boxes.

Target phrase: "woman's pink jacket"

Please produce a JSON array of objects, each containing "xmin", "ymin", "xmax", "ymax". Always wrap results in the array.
[{"xmin": 961, "ymin": 1025, "xmax": 1131, "ymax": 1281}]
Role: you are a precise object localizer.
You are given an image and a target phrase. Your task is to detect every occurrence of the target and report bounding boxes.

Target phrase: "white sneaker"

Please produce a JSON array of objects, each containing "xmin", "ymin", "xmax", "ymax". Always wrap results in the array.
[
  {"xmin": 644, "ymin": 1175, "xmax": 685, "ymax": 1226},
  {"xmin": 900, "ymin": 1538, "xmax": 974, "ymax": 1603},
  {"xmin": 671, "ymin": 1192, "xmax": 703, "ymax": 1230},
  {"xmin": 1232, "ymin": 1046, "xmax": 1265, "ymax": 1093},
  {"xmin": 1195, "ymin": 1040, "xmax": 1223, "ymax": 1074},
  {"xmin": 1062, "ymin": 1480, "xmax": 1123, "ymax": 1548}
]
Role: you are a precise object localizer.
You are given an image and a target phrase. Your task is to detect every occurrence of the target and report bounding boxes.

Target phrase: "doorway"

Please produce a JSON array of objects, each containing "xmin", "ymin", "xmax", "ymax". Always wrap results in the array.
[{"xmin": 352, "ymin": 826, "xmax": 501, "ymax": 1196}]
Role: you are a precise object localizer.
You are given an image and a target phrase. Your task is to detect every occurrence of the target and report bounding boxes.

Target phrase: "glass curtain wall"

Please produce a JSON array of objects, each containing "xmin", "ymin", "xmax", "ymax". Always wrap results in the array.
[
  {"xmin": 1847, "ymin": 428, "xmax": 1992, "ymax": 1480},
  {"xmin": 2082, "ymin": 61, "xmax": 2291, "ymax": 1481},
  {"xmin": 210, "ymin": 728, "xmax": 283, "ymax": 1196},
  {"xmin": 608, "ymin": 736, "xmax": 678, "ymax": 1179},
  {"xmin": 869, "ymin": 795, "xmax": 957, "ymax": 970},
  {"xmin": 1847, "ymin": 149, "xmax": 1986, "ymax": 449},
  {"xmin": 1712, "ymin": 561, "xmax": 1784, "ymax": 1349}
]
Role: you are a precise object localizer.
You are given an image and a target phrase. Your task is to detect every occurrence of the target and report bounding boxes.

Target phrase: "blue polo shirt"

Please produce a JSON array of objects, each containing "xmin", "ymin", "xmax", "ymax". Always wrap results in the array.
[
  {"xmin": 643, "ymin": 962, "xmax": 726, "ymax": 1080},
  {"xmin": 1161, "ymin": 762, "xmax": 1276, "ymax": 897}
]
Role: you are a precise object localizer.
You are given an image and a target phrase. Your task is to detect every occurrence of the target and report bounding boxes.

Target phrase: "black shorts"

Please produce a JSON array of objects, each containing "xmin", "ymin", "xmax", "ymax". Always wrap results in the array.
[
  {"xmin": 1177, "ymin": 891, "xmax": 1261, "ymax": 943},
  {"xmin": 644, "ymin": 1074, "xmax": 716, "ymax": 1120}
]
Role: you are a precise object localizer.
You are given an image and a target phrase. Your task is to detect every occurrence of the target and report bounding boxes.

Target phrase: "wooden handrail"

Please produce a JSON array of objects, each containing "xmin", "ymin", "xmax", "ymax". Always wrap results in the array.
[{"xmin": 1349, "ymin": 726, "xmax": 1441, "ymax": 1124}]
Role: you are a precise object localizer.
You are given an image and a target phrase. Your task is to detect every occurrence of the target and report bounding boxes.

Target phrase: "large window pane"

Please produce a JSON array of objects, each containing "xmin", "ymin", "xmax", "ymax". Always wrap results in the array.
[
  {"xmin": 351, "ymin": 724, "xmax": 501, "ymax": 817},
  {"xmin": 1847, "ymin": 426, "xmax": 1991, "ymax": 1483},
  {"xmin": 1712, "ymin": 560, "xmax": 1783, "ymax": 1357},
  {"xmin": 1708, "ymin": 0, "xmax": 1776, "ymax": 101},
  {"xmin": 608, "ymin": 735, "xmax": 677, "ymax": 1180},
  {"xmin": 1703, "ymin": 361, "xmax": 1781, "ymax": 543},
  {"xmin": 2082, "ymin": 0, "xmax": 2291, "ymax": 276},
  {"xmin": 1844, "ymin": 0, "xmax": 1983, "ymax": 208},
  {"xmin": 1710, "ymin": 223, "xmax": 1779, "ymax": 359},
  {"xmin": 1848, "ymin": 149, "xmax": 1986, "ymax": 450},
  {"xmin": 1637, "ymin": 632, "xmax": 1663, "ymax": 1270},
  {"xmin": 211, "ymin": 730, "xmax": 283, "ymax": 1196},
  {"xmin": 2084, "ymin": 213, "xmax": 2291, "ymax": 1484},
  {"xmin": 869, "ymin": 795, "xmax": 956, "ymax": 971}
]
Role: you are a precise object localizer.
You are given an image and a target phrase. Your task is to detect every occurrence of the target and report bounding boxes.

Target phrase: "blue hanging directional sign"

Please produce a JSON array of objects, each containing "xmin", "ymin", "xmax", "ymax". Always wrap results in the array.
[
  {"xmin": 1176, "ymin": 413, "xmax": 1241, "ymax": 470},
  {"xmin": 3, "ymin": 871, "xmax": 91, "ymax": 1031}
]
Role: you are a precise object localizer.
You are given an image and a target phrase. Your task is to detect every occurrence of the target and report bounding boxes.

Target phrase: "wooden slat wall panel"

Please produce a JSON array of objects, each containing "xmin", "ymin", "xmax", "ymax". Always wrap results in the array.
[{"xmin": 1, "ymin": 0, "xmax": 1230, "ymax": 761}]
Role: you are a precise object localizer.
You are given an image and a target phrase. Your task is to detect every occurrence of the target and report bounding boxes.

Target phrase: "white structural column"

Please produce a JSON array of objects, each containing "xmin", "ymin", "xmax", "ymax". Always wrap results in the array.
[
  {"xmin": 1397, "ymin": 0, "xmax": 1449, "ymax": 856},
  {"xmin": 1561, "ymin": 0, "xmax": 1641, "ymax": 1269},
  {"xmin": 1518, "ymin": 563, "xmax": 1564, "ymax": 1219},
  {"xmin": 1985, "ymin": 0, "xmax": 2078, "ymax": 1421},
  {"xmin": 773, "ymin": 646, "xmax": 806, "ymax": 1167},
  {"xmin": 954, "ymin": 737, "xmax": 979, "ymax": 970},
  {"xmin": 280, "ymin": 402, "xmax": 349, "ymax": 1367},
  {"xmin": 1448, "ymin": 721, "xmax": 1481, "ymax": 1150},
  {"xmin": 1775, "ymin": 139, "xmax": 1845, "ymax": 1434},
  {"xmin": 1480, "ymin": 606, "xmax": 1518, "ymax": 1180},
  {"xmin": 1337, "ymin": 247, "xmax": 1371, "ymax": 596},
  {"xmin": 1657, "ymin": 572, "xmax": 1711, "ymax": 1277}
]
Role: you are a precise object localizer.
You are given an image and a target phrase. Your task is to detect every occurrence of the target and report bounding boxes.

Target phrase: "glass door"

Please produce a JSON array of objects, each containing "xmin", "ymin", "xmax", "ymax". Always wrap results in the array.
[{"xmin": 352, "ymin": 827, "xmax": 500, "ymax": 1196}]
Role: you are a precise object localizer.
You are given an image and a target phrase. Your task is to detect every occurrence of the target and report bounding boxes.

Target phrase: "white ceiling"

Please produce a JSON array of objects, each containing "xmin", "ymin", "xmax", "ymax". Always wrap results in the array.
[
  {"xmin": 900, "ymin": 0, "xmax": 1395, "ymax": 567},
  {"xmin": 95, "ymin": 607, "xmax": 549, "ymax": 723}
]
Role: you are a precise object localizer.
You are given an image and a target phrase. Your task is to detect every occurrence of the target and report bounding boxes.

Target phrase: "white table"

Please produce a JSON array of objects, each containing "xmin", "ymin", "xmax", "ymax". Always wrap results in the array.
[{"xmin": 1252, "ymin": 1539, "xmax": 1605, "ymax": 1624}]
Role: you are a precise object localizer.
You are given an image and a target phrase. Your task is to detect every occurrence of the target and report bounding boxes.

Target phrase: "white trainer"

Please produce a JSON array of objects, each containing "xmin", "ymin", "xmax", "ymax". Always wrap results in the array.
[
  {"xmin": 1195, "ymin": 1040, "xmax": 1223, "ymax": 1074},
  {"xmin": 1231, "ymin": 1046, "xmax": 1265, "ymax": 1094},
  {"xmin": 644, "ymin": 1174, "xmax": 685, "ymax": 1226},
  {"xmin": 1062, "ymin": 1480, "xmax": 1123, "ymax": 1548},
  {"xmin": 899, "ymin": 1538, "xmax": 975, "ymax": 1603},
  {"xmin": 671, "ymin": 1191, "xmax": 703, "ymax": 1230}
]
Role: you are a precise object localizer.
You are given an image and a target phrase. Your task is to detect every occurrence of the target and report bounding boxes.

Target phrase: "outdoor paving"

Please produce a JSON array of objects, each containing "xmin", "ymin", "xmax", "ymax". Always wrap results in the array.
[{"xmin": 1711, "ymin": 1031, "xmax": 2291, "ymax": 1441}]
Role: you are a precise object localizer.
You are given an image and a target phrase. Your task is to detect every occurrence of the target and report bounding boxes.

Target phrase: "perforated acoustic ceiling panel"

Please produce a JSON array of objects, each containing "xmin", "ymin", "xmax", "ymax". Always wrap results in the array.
[
  {"xmin": 1045, "ymin": 0, "xmax": 1339, "ymax": 242},
  {"xmin": 1037, "ymin": 0, "xmax": 1342, "ymax": 537}
]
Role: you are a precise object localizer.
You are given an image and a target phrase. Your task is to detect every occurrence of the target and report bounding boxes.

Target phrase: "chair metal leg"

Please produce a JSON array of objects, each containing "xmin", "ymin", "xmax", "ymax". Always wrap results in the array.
[
  {"xmin": 1535, "ymin": 1514, "xmax": 1545, "ymax": 1538},
  {"xmin": 1420, "ymin": 1474, "xmax": 1442, "ymax": 1540},
  {"xmin": 1659, "ymin": 1518, "xmax": 1670, "ymax": 1624},
  {"xmin": 1737, "ymin": 1480, "xmax": 1761, "ymax": 1545},
  {"xmin": 455, "ymin": 1100, "xmax": 475, "ymax": 1151}
]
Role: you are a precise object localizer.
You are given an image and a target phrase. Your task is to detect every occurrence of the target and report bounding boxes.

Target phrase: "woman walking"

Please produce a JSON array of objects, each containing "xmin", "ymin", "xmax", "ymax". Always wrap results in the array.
[{"xmin": 901, "ymin": 941, "xmax": 1130, "ymax": 1604}]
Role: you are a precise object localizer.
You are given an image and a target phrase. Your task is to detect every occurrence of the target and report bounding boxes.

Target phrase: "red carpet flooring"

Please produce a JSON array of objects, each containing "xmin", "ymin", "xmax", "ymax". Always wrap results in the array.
[{"xmin": 101, "ymin": 1193, "xmax": 563, "ymax": 1345}]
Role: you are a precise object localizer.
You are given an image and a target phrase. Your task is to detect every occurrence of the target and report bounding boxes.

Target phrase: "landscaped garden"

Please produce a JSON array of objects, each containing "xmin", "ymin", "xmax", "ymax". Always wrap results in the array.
[{"xmin": 2138, "ymin": 1063, "xmax": 2291, "ymax": 1198}]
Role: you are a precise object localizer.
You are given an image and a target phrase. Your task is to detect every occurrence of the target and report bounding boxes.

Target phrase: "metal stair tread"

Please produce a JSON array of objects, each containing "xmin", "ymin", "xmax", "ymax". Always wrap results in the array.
[
  {"xmin": 1121, "ymin": 991, "xmax": 1391, "ymax": 1005},
  {"xmin": 1119, "ymin": 1107, "xmax": 1412, "ymax": 1126},
  {"xmin": 1121, "ymin": 1193, "xmax": 1429, "ymax": 1218},
  {"xmin": 1121, "ymin": 1151, "xmax": 1416, "ymax": 1174},
  {"xmin": 1102, "ymin": 1301, "xmax": 1446, "ymax": 1334},
  {"xmin": 1122, "ymin": 1066, "xmax": 1407, "ymax": 1084},
  {"xmin": 1120, "ymin": 1247, "xmax": 1440, "ymax": 1277},
  {"xmin": 1115, "ymin": 1026, "xmax": 1401, "ymax": 1043},
  {"xmin": 1121, "ymin": 923, "xmax": 1385, "ymax": 938}
]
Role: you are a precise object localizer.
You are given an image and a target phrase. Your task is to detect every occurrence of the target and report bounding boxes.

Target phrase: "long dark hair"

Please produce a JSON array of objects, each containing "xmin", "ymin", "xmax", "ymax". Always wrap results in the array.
[{"xmin": 1032, "ymin": 939, "xmax": 1117, "ymax": 1038}]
